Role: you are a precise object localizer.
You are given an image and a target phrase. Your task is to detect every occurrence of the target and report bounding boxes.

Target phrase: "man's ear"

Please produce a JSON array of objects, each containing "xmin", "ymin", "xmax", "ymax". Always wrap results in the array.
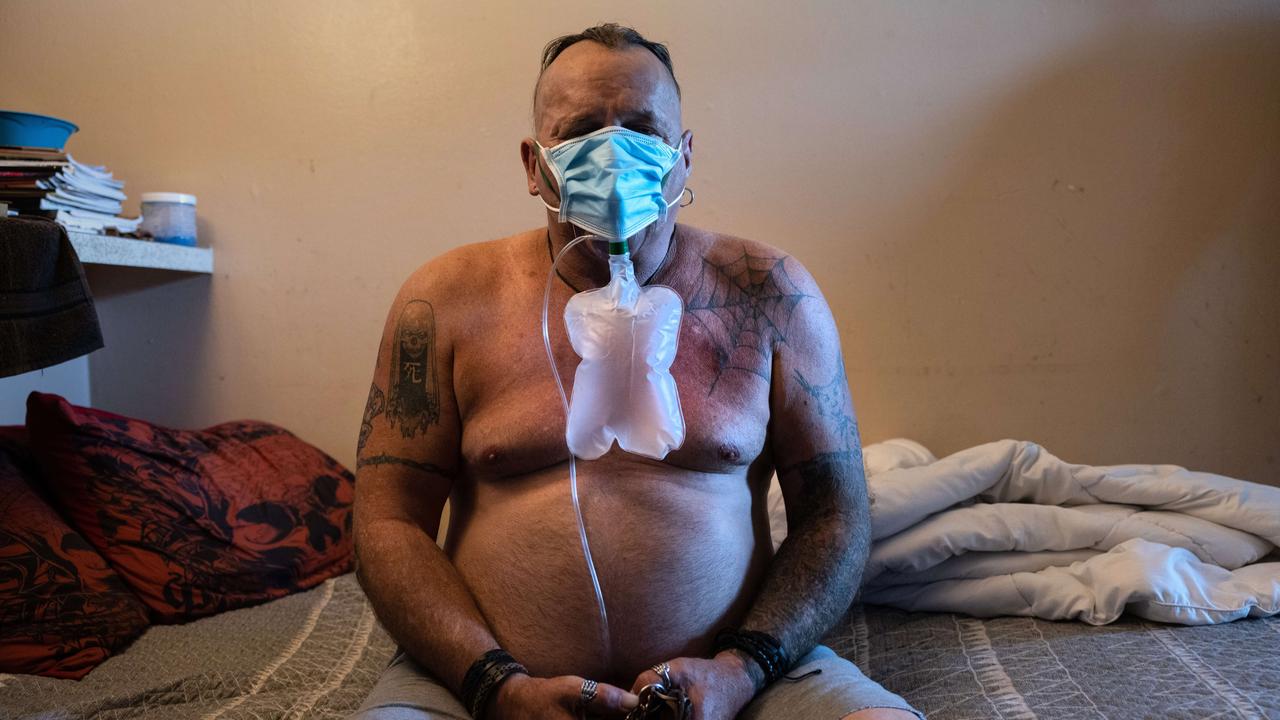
[
  {"xmin": 681, "ymin": 130, "xmax": 694, "ymax": 173},
  {"xmin": 519, "ymin": 138, "xmax": 540, "ymax": 196}
]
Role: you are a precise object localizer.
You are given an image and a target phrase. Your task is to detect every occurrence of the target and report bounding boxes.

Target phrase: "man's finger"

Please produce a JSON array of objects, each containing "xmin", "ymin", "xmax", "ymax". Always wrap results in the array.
[
  {"xmin": 630, "ymin": 660, "xmax": 682, "ymax": 695},
  {"xmin": 630, "ymin": 669, "xmax": 661, "ymax": 695},
  {"xmin": 591, "ymin": 681, "xmax": 640, "ymax": 716},
  {"xmin": 558, "ymin": 676, "xmax": 638, "ymax": 718}
]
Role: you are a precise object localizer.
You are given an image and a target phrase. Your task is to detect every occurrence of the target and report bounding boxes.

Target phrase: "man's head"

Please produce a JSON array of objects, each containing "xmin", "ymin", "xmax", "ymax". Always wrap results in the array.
[
  {"xmin": 521, "ymin": 23, "xmax": 693, "ymax": 251},
  {"xmin": 533, "ymin": 23, "xmax": 681, "ymax": 137}
]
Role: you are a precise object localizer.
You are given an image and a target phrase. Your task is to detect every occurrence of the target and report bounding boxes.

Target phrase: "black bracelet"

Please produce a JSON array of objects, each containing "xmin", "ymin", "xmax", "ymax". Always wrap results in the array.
[
  {"xmin": 460, "ymin": 649, "xmax": 528, "ymax": 719},
  {"xmin": 713, "ymin": 629, "xmax": 791, "ymax": 688}
]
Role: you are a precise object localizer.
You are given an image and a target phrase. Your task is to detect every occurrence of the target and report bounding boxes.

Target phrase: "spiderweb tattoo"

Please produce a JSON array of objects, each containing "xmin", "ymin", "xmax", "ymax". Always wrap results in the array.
[{"xmin": 687, "ymin": 249, "xmax": 810, "ymax": 393}]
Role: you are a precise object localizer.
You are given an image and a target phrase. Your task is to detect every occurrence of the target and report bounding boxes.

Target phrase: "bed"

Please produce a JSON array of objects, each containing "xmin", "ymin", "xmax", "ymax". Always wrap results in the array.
[
  {"xmin": 5, "ymin": 397, "xmax": 1277, "ymax": 719},
  {"xmin": 838, "ymin": 604, "xmax": 1280, "ymax": 719},
  {"xmin": 1, "ymin": 573, "xmax": 393, "ymax": 720},
  {"xmin": 5, "ymin": 572, "xmax": 1277, "ymax": 719}
]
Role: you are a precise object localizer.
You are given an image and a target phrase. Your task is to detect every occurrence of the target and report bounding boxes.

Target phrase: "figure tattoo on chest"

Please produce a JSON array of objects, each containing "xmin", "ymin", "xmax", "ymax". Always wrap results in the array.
[
  {"xmin": 388, "ymin": 300, "xmax": 440, "ymax": 438},
  {"xmin": 687, "ymin": 248, "xmax": 810, "ymax": 394}
]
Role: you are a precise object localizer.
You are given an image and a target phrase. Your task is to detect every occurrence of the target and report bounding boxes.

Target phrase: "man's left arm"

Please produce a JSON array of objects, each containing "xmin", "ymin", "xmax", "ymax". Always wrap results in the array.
[
  {"xmin": 737, "ymin": 254, "xmax": 870, "ymax": 670},
  {"xmin": 632, "ymin": 254, "xmax": 870, "ymax": 717},
  {"xmin": 732, "ymin": 252, "xmax": 870, "ymax": 688}
]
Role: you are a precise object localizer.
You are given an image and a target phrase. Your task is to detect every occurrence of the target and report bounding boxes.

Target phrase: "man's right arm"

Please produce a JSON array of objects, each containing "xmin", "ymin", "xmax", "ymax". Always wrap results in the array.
[
  {"xmin": 353, "ymin": 277, "xmax": 499, "ymax": 699},
  {"xmin": 353, "ymin": 266, "xmax": 636, "ymax": 719}
]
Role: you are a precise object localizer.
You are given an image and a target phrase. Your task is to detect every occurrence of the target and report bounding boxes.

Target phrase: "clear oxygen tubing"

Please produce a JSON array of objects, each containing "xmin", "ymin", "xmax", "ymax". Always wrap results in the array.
[{"xmin": 541, "ymin": 232, "xmax": 612, "ymax": 658}]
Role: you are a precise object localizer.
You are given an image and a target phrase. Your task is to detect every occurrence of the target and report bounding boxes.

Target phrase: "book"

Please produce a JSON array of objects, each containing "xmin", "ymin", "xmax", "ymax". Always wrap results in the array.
[
  {"xmin": 0, "ymin": 159, "xmax": 68, "ymax": 168},
  {"xmin": 0, "ymin": 146, "xmax": 68, "ymax": 161}
]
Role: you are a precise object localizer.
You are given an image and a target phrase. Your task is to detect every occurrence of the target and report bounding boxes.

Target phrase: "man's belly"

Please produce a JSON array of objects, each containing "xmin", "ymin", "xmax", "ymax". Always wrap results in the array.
[{"xmin": 445, "ymin": 459, "xmax": 773, "ymax": 685}]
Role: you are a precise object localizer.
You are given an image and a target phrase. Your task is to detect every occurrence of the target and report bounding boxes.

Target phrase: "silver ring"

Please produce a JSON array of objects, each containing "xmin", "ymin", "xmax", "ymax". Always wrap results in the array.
[
  {"xmin": 679, "ymin": 187, "xmax": 695, "ymax": 207},
  {"xmin": 579, "ymin": 678, "xmax": 598, "ymax": 706},
  {"xmin": 651, "ymin": 662, "xmax": 673, "ymax": 689}
]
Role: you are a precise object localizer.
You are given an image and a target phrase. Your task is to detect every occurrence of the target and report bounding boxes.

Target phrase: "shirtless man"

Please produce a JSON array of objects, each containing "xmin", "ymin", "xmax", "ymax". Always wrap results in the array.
[{"xmin": 351, "ymin": 23, "xmax": 923, "ymax": 720}]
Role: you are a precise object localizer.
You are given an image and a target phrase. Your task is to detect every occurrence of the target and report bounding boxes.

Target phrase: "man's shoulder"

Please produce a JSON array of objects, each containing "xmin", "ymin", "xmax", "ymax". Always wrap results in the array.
[
  {"xmin": 397, "ymin": 231, "xmax": 536, "ymax": 298},
  {"xmin": 677, "ymin": 225, "xmax": 820, "ymax": 291}
]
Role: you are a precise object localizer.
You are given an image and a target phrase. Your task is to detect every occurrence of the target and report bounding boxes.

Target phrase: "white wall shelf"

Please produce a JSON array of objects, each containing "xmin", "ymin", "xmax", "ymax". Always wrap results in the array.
[{"xmin": 69, "ymin": 232, "xmax": 214, "ymax": 274}]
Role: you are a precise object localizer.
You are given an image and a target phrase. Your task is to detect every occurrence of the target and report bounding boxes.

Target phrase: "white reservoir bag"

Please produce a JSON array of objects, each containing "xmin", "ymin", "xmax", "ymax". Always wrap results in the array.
[
  {"xmin": 563, "ymin": 251, "xmax": 685, "ymax": 460},
  {"xmin": 538, "ymin": 236, "xmax": 688, "ymax": 657}
]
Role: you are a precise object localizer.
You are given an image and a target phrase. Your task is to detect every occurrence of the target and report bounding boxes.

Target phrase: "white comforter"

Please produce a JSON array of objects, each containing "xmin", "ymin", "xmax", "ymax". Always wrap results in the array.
[{"xmin": 768, "ymin": 439, "xmax": 1280, "ymax": 625}]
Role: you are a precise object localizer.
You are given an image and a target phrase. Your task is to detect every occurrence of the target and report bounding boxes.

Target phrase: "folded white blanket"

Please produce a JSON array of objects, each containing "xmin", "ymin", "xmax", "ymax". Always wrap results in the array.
[{"xmin": 768, "ymin": 439, "xmax": 1280, "ymax": 625}]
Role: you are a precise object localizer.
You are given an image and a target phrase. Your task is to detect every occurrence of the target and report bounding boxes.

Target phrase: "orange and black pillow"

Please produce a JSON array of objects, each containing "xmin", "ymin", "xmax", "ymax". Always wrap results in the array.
[
  {"xmin": 0, "ymin": 426, "xmax": 150, "ymax": 679},
  {"xmin": 25, "ymin": 393, "xmax": 355, "ymax": 623}
]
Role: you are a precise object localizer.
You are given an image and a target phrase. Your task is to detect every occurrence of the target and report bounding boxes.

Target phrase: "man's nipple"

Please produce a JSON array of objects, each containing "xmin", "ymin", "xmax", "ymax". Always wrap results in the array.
[{"xmin": 479, "ymin": 447, "xmax": 504, "ymax": 466}]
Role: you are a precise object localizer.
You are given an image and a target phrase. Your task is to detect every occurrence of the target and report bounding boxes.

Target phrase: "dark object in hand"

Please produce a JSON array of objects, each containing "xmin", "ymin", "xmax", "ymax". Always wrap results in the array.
[{"xmin": 625, "ymin": 680, "xmax": 692, "ymax": 719}]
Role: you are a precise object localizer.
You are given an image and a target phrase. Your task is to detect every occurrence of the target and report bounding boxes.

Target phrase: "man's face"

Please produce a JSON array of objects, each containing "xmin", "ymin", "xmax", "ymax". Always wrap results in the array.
[{"xmin": 522, "ymin": 41, "xmax": 692, "ymax": 252}]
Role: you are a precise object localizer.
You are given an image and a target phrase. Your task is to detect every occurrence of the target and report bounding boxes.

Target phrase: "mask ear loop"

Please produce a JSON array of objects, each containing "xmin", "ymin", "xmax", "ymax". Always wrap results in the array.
[
  {"xmin": 654, "ymin": 187, "xmax": 689, "ymax": 227},
  {"xmin": 661, "ymin": 134, "xmax": 692, "ymax": 215},
  {"xmin": 534, "ymin": 144, "xmax": 569, "ymax": 223},
  {"xmin": 541, "ymin": 234, "xmax": 612, "ymax": 664}
]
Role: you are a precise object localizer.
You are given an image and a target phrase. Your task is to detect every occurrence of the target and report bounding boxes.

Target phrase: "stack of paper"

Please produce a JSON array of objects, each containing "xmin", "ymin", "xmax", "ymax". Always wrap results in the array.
[{"xmin": 0, "ymin": 147, "xmax": 141, "ymax": 234}]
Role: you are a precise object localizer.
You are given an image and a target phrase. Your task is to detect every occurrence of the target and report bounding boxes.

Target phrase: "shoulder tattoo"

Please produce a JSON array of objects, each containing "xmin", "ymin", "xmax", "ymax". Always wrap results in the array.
[
  {"xmin": 387, "ymin": 300, "xmax": 440, "ymax": 438},
  {"xmin": 688, "ymin": 247, "xmax": 811, "ymax": 394}
]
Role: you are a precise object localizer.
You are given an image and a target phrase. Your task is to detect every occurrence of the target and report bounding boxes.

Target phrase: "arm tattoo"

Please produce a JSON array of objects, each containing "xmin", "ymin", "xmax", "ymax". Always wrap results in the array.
[
  {"xmin": 743, "ymin": 355, "xmax": 870, "ymax": 661},
  {"xmin": 687, "ymin": 248, "xmax": 810, "ymax": 394},
  {"xmin": 356, "ymin": 453, "xmax": 450, "ymax": 477},
  {"xmin": 794, "ymin": 357, "xmax": 862, "ymax": 461},
  {"xmin": 358, "ymin": 383, "xmax": 385, "ymax": 454},
  {"xmin": 387, "ymin": 300, "xmax": 440, "ymax": 438},
  {"xmin": 747, "ymin": 450, "xmax": 871, "ymax": 660}
]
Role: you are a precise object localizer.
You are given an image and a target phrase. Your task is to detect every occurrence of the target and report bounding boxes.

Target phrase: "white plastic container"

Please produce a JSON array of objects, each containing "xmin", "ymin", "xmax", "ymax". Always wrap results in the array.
[{"xmin": 140, "ymin": 192, "xmax": 197, "ymax": 246}]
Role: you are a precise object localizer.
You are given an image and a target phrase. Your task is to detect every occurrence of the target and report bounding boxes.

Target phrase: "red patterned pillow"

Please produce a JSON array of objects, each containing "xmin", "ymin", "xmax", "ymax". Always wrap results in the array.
[
  {"xmin": 0, "ymin": 426, "xmax": 150, "ymax": 679},
  {"xmin": 25, "ymin": 393, "xmax": 355, "ymax": 623}
]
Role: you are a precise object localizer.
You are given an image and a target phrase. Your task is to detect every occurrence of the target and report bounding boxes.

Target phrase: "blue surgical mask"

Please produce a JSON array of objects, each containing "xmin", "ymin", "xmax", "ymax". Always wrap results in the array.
[{"xmin": 536, "ymin": 126, "xmax": 683, "ymax": 240}]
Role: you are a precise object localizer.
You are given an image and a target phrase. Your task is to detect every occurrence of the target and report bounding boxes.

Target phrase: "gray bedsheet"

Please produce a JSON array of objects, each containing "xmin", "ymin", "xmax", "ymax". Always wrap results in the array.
[
  {"xmin": 1, "ymin": 573, "xmax": 396, "ymax": 720},
  {"xmin": 3, "ymin": 573, "xmax": 1277, "ymax": 719},
  {"xmin": 831, "ymin": 605, "xmax": 1280, "ymax": 720}
]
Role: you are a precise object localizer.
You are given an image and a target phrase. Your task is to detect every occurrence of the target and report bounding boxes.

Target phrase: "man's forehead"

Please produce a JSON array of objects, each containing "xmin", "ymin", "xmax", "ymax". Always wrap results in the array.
[{"xmin": 535, "ymin": 42, "xmax": 680, "ymax": 131}]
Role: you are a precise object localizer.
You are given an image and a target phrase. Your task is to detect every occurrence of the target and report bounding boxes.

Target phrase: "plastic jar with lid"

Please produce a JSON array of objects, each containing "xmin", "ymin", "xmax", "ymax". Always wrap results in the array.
[{"xmin": 140, "ymin": 192, "xmax": 198, "ymax": 246}]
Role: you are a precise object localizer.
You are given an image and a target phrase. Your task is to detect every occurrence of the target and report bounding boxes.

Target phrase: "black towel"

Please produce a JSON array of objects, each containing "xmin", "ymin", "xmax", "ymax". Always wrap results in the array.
[{"xmin": 0, "ymin": 216, "xmax": 103, "ymax": 377}]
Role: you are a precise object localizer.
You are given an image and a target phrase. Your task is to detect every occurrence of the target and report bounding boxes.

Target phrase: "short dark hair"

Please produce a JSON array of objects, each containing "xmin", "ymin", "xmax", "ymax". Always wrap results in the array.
[{"xmin": 535, "ymin": 23, "xmax": 681, "ymax": 106}]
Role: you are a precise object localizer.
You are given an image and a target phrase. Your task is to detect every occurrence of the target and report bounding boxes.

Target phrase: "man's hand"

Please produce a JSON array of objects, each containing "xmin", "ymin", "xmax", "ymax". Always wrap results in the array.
[
  {"xmin": 489, "ymin": 673, "xmax": 639, "ymax": 720},
  {"xmin": 629, "ymin": 654, "xmax": 757, "ymax": 720}
]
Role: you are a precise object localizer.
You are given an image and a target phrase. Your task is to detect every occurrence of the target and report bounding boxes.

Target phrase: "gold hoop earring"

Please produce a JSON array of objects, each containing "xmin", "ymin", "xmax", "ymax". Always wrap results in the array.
[{"xmin": 679, "ymin": 187, "xmax": 695, "ymax": 207}]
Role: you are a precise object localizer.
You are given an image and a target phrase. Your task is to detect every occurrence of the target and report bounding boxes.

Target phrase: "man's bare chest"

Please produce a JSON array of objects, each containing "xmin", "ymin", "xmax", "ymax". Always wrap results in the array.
[{"xmin": 453, "ymin": 306, "xmax": 773, "ymax": 480}]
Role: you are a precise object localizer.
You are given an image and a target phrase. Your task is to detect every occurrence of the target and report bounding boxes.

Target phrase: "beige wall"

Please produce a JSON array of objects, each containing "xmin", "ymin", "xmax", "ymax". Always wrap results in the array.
[{"xmin": 2, "ymin": 1, "xmax": 1277, "ymax": 483}]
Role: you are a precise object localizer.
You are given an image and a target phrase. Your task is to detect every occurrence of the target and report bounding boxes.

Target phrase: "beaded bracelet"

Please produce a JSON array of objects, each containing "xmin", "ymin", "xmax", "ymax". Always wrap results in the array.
[
  {"xmin": 460, "ymin": 648, "xmax": 528, "ymax": 719},
  {"xmin": 712, "ymin": 629, "xmax": 791, "ymax": 689}
]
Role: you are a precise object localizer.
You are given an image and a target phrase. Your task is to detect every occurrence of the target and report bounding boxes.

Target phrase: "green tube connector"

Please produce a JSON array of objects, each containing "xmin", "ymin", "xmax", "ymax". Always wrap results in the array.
[{"xmin": 608, "ymin": 239, "xmax": 629, "ymax": 256}]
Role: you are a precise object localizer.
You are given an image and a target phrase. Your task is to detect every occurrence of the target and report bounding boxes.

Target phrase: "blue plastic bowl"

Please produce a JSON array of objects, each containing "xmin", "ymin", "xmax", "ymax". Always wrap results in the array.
[{"xmin": 0, "ymin": 110, "xmax": 79, "ymax": 150}]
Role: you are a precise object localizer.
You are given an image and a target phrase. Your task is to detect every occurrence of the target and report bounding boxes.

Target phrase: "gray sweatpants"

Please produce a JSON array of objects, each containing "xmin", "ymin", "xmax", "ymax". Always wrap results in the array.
[{"xmin": 350, "ymin": 645, "xmax": 924, "ymax": 719}]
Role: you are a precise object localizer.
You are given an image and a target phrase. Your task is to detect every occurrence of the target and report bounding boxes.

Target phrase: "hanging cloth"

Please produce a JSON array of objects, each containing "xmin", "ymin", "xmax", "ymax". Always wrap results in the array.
[{"xmin": 0, "ymin": 216, "xmax": 103, "ymax": 377}]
